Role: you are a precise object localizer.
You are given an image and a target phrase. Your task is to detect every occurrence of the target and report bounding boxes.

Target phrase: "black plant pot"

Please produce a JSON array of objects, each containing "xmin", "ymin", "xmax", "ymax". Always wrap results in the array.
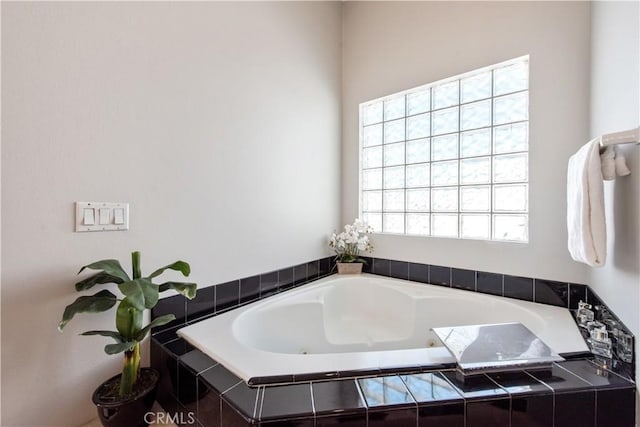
[{"xmin": 92, "ymin": 368, "xmax": 159, "ymax": 427}]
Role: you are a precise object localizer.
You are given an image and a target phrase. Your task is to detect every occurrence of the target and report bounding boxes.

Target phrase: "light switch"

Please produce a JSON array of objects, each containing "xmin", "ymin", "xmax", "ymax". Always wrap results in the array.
[
  {"xmin": 75, "ymin": 202, "xmax": 129, "ymax": 232},
  {"xmin": 83, "ymin": 208, "xmax": 95, "ymax": 225},
  {"xmin": 99, "ymin": 208, "xmax": 110, "ymax": 225},
  {"xmin": 114, "ymin": 208, "xmax": 124, "ymax": 225}
]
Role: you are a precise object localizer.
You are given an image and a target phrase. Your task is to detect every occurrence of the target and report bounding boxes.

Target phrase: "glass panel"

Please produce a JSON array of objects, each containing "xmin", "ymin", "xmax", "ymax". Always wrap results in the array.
[
  {"xmin": 362, "ymin": 168, "xmax": 382, "ymax": 190},
  {"xmin": 432, "ymin": 134, "xmax": 458, "ymax": 161},
  {"xmin": 407, "ymin": 213, "xmax": 430, "ymax": 235},
  {"xmin": 407, "ymin": 90, "xmax": 431, "ymax": 115},
  {"xmin": 431, "ymin": 187, "xmax": 458, "ymax": 212},
  {"xmin": 362, "ymin": 146, "xmax": 382, "ymax": 169},
  {"xmin": 461, "ymin": 72, "xmax": 492, "ymax": 103},
  {"xmin": 494, "ymin": 184, "xmax": 528, "ymax": 211},
  {"xmin": 384, "ymin": 119, "xmax": 405, "ymax": 144},
  {"xmin": 431, "ymin": 160, "xmax": 458, "ymax": 186},
  {"xmin": 493, "ymin": 214, "xmax": 528, "ymax": 242},
  {"xmin": 383, "ymin": 190, "xmax": 405, "ymax": 212},
  {"xmin": 383, "ymin": 166, "xmax": 405, "ymax": 189},
  {"xmin": 383, "ymin": 143, "xmax": 405, "ymax": 167},
  {"xmin": 493, "ymin": 153, "xmax": 527, "ymax": 183},
  {"xmin": 461, "ymin": 157, "xmax": 490, "ymax": 184},
  {"xmin": 461, "ymin": 128, "xmax": 491, "ymax": 157},
  {"xmin": 460, "ymin": 186, "xmax": 490, "ymax": 212},
  {"xmin": 406, "ymin": 188, "xmax": 430, "ymax": 211},
  {"xmin": 362, "ymin": 102, "xmax": 383, "ymax": 126},
  {"xmin": 363, "ymin": 124, "xmax": 383, "ymax": 147},
  {"xmin": 362, "ymin": 190, "xmax": 382, "ymax": 212},
  {"xmin": 494, "ymin": 62, "xmax": 528, "ymax": 96},
  {"xmin": 494, "ymin": 122, "xmax": 528, "ymax": 154},
  {"xmin": 433, "ymin": 81, "xmax": 459, "ymax": 109},
  {"xmin": 432, "ymin": 107, "xmax": 459, "ymax": 135},
  {"xmin": 461, "ymin": 214, "xmax": 490, "ymax": 239},
  {"xmin": 493, "ymin": 92, "xmax": 528, "ymax": 125},
  {"xmin": 362, "ymin": 212, "xmax": 382, "ymax": 233},
  {"xmin": 383, "ymin": 213, "xmax": 405, "ymax": 233},
  {"xmin": 384, "ymin": 96, "xmax": 406, "ymax": 121},
  {"xmin": 406, "ymin": 164, "xmax": 430, "ymax": 188},
  {"xmin": 406, "ymin": 113, "xmax": 431, "ymax": 139},
  {"xmin": 406, "ymin": 138, "xmax": 430, "ymax": 164},
  {"xmin": 461, "ymin": 99, "xmax": 491, "ymax": 131},
  {"xmin": 432, "ymin": 214, "xmax": 458, "ymax": 238}
]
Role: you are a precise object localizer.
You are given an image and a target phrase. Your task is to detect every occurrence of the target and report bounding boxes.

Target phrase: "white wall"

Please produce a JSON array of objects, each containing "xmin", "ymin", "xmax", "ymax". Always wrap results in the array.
[
  {"xmin": 1, "ymin": 2, "xmax": 341, "ymax": 426},
  {"xmin": 342, "ymin": 1, "xmax": 591, "ymax": 284},
  {"xmin": 589, "ymin": 0, "xmax": 640, "ymax": 411}
]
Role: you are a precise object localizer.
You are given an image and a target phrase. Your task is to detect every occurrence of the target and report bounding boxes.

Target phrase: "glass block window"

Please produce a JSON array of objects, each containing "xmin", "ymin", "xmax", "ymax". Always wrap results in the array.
[{"xmin": 359, "ymin": 56, "xmax": 529, "ymax": 242}]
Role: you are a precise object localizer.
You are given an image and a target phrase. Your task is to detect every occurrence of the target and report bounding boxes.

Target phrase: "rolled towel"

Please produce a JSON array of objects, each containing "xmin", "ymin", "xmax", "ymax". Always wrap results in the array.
[
  {"xmin": 600, "ymin": 146, "xmax": 616, "ymax": 180},
  {"xmin": 614, "ymin": 148, "xmax": 631, "ymax": 176}
]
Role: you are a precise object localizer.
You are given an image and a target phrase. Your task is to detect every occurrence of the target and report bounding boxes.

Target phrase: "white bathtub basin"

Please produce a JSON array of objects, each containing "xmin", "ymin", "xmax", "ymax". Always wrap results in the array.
[{"xmin": 178, "ymin": 274, "xmax": 588, "ymax": 383}]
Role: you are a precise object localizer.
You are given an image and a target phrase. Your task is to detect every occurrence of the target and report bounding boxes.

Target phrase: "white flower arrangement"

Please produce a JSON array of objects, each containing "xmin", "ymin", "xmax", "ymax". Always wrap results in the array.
[{"xmin": 329, "ymin": 218, "xmax": 374, "ymax": 263}]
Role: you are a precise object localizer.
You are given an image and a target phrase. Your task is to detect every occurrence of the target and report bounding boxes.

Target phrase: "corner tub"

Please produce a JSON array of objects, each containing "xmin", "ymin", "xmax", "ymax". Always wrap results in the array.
[{"xmin": 177, "ymin": 274, "xmax": 588, "ymax": 384}]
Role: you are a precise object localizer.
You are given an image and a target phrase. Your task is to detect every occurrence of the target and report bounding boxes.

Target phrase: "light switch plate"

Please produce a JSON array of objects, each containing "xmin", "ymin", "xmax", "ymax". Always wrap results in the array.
[{"xmin": 75, "ymin": 202, "xmax": 129, "ymax": 232}]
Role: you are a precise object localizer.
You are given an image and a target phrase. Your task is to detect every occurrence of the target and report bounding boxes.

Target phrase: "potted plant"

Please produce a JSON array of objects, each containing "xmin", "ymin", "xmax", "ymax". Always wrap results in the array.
[
  {"xmin": 329, "ymin": 219, "xmax": 374, "ymax": 274},
  {"xmin": 58, "ymin": 251, "xmax": 197, "ymax": 427}
]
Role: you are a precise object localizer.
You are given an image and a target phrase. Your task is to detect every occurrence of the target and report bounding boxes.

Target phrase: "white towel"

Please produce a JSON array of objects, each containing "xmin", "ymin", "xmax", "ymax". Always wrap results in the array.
[{"xmin": 567, "ymin": 139, "xmax": 606, "ymax": 267}]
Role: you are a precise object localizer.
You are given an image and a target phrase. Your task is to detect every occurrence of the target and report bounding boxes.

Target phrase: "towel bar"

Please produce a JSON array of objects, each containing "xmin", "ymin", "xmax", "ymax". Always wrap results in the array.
[{"xmin": 599, "ymin": 127, "xmax": 640, "ymax": 147}]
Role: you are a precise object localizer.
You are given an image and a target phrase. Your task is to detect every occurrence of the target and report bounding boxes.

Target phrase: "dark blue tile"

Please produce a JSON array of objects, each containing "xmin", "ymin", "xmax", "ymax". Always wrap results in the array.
[
  {"xmin": 465, "ymin": 399, "xmax": 510, "ymax": 427},
  {"xmin": 240, "ymin": 275, "xmax": 260, "ymax": 304},
  {"xmin": 361, "ymin": 256, "xmax": 373, "ymax": 273},
  {"xmin": 409, "ymin": 263, "xmax": 429, "ymax": 283},
  {"xmin": 554, "ymin": 391, "xmax": 595, "ymax": 427},
  {"xmin": 596, "ymin": 387, "xmax": 635, "ymax": 427},
  {"xmin": 260, "ymin": 383, "xmax": 313, "ymax": 420},
  {"xmin": 487, "ymin": 371, "xmax": 551, "ymax": 395},
  {"xmin": 569, "ymin": 283, "xmax": 587, "ymax": 310},
  {"xmin": 260, "ymin": 418, "xmax": 314, "ymax": 426},
  {"xmin": 316, "ymin": 413, "xmax": 367, "ymax": 427},
  {"xmin": 260, "ymin": 271, "xmax": 279, "ymax": 298},
  {"xmin": 319, "ymin": 257, "xmax": 332, "ymax": 277},
  {"xmin": 200, "ymin": 363, "xmax": 242, "ymax": 394},
  {"xmin": 215, "ymin": 280, "xmax": 239, "ymax": 312},
  {"xmin": 510, "ymin": 394, "xmax": 553, "ymax": 427},
  {"xmin": 451, "ymin": 268, "xmax": 475, "ymax": 291},
  {"xmin": 221, "ymin": 398, "xmax": 253, "ymax": 426},
  {"xmin": 307, "ymin": 260, "xmax": 319, "ymax": 280},
  {"xmin": 222, "ymin": 381, "xmax": 261, "ymax": 419},
  {"xmin": 429, "ymin": 265, "xmax": 451, "ymax": 286},
  {"xmin": 372, "ymin": 258, "xmax": 390, "ymax": 276},
  {"xmin": 358, "ymin": 376, "xmax": 415, "ymax": 408},
  {"xmin": 368, "ymin": 408, "xmax": 417, "ymax": 427},
  {"xmin": 503, "ymin": 275, "xmax": 533, "ymax": 301},
  {"xmin": 476, "ymin": 271, "xmax": 502, "ymax": 296},
  {"xmin": 278, "ymin": 267, "xmax": 294, "ymax": 290},
  {"xmin": 164, "ymin": 338, "xmax": 194, "ymax": 357},
  {"xmin": 440, "ymin": 372, "xmax": 508, "ymax": 400},
  {"xmin": 400, "ymin": 372, "xmax": 462, "ymax": 403},
  {"xmin": 152, "ymin": 294, "xmax": 186, "ymax": 331},
  {"xmin": 312, "ymin": 379, "xmax": 366, "ymax": 415},
  {"xmin": 586, "ymin": 287, "xmax": 603, "ymax": 308},
  {"xmin": 558, "ymin": 360, "xmax": 635, "ymax": 389},
  {"xmin": 180, "ymin": 349, "xmax": 216, "ymax": 375},
  {"xmin": 389, "ymin": 260, "xmax": 409, "ymax": 280},
  {"xmin": 151, "ymin": 339, "xmax": 178, "ymax": 408},
  {"xmin": 176, "ymin": 360, "xmax": 201, "ymax": 406},
  {"xmin": 534, "ymin": 278, "xmax": 568, "ymax": 307},
  {"xmin": 186, "ymin": 284, "xmax": 214, "ymax": 321},
  {"xmin": 418, "ymin": 402, "xmax": 464, "ymax": 427},
  {"xmin": 152, "ymin": 325, "xmax": 182, "ymax": 344},
  {"xmin": 527, "ymin": 364, "xmax": 592, "ymax": 392},
  {"xmin": 197, "ymin": 382, "xmax": 220, "ymax": 427},
  {"xmin": 293, "ymin": 264, "xmax": 307, "ymax": 286}
]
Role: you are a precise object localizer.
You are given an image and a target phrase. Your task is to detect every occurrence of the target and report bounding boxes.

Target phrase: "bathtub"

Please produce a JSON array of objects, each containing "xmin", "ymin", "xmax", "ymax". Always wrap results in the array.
[{"xmin": 177, "ymin": 274, "xmax": 589, "ymax": 384}]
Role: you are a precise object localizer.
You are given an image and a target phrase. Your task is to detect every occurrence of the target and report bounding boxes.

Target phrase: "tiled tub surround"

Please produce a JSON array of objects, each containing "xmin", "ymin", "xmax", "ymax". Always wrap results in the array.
[
  {"xmin": 151, "ymin": 256, "xmax": 636, "ymax": 426},
  {"xmin": 177, "ymin": 274, "xmax": 587, "ymax": 385},
  {"xmin": 151, "ymin": 337, "xmax": 635, "ymax": 427}
]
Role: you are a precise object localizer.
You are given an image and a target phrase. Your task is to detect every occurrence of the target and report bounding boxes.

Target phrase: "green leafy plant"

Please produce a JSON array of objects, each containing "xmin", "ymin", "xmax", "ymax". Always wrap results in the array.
[{"xmin": 58, "ymin": 251, "xmax": 197, "ymax": 397}]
